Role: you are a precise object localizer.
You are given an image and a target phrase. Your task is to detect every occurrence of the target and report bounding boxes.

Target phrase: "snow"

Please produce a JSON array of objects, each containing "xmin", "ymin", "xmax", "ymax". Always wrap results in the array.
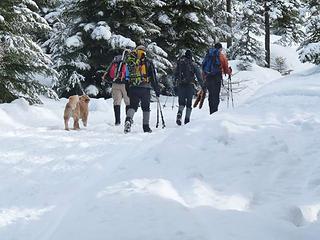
[
  {"xmin": 0, "ymin": 43, "xmax": 319, "ymax": 240},
  {"xmin": 129, "ymin": 24, "xmax": 146, "ymax": 34},
  {"xmin": 83, "ymin": 23, "xmax": 95, "ymax": 32},
  {"xmin": 185, "ymin": 12, "xmax": 199, "ymax": 23},
  {"xmin": 65, "ymin": 35, "xmax": 83, "ymax": 48},
  {"xmin": 158, "ymin": 14, "xmax": 172, "ymax": 25},
  {"xmin": 91, "ymin": 25, "xmax": 111, "ymax": 41},
  {"xmin": 109, "ymin": 34, "xmax": 136, "ymax": 49},
  {"xmin": 299, "ymin": 42, "xmax": 320, "ymax": 64},
  {"xmin": 85, "ymin": 85, "xmax": 99, "ymax": 96}
]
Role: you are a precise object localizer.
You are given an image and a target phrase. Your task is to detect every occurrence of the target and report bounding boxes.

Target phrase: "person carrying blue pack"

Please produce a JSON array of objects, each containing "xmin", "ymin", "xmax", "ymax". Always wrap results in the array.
[
  {"xmin": 174, "ymin": 49, "xmax": 203, "ymax": 125},
  {"xmin": 202, "ymin": 43, "xmax": 232, "ymax": 114}
]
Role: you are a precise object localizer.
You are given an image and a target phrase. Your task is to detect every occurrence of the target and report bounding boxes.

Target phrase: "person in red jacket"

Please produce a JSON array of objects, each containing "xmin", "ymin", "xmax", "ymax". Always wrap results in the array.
[{"xmin": 202, "ymin": 42, "xmax": 232, "ymax": 114}]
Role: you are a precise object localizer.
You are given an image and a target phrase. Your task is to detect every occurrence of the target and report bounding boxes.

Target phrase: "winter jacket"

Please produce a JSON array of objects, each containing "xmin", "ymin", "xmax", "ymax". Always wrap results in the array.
[
  {"xmin": 174, "ymin": 56, "xmax": 203, "ymax": 87},
  {"xmin": 219, "ymin": 52, "xmax": 231, "ymax": 75}
]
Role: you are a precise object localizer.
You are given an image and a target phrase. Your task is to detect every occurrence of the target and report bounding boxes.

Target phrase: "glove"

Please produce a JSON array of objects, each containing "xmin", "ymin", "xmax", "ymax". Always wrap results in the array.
[{"xmin": 156, "ymin": 91, "xmax": 160, "ymax": 97}]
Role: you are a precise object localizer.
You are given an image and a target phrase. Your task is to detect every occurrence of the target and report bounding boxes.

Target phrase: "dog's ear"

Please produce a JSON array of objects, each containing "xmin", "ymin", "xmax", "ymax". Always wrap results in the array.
[
  {"xmin": 80, "ymin": 95, "xmax": 90, "ymax": 103},
  {"xmin": 84, "ymin": 96, "xmax": 90, "ymax": 102}
]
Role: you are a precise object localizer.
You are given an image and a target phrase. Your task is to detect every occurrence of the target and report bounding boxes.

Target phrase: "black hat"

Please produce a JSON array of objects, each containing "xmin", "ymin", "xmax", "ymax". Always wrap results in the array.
[
  {"xmin": 214, "ymin": 42, "xmax": 223, "ymax": 49},
  {"xmin": 185, "ymin": 49, "xmax": 192, "ymax": 59}
]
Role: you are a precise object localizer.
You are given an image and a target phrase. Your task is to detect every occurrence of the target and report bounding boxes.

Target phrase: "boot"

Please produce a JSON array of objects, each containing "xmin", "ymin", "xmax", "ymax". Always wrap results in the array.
[
  {"xmin": 176, "ymin": 105, "xmax": 184, "ymax": 126},
  {"xmin": 143, "ymin": 124, "xmax": 152, "ymax": 133},
  {"xmin": 124, "ymin": 116, "xmax": 132, "ymax": 134},
  {"xmin": 184, "ymin": 108, "xmax": 192, "ymax": 124},
  {"xmin": 114, "ymin": 105, "xmax": 121, "ymax": 125},
  {"xmin": 143, "ymin": 111, "xmax": 152, "ymax": 133},
  {"xmin": 127, "ymin": 107, "xmax": 135, "ymax": 125}
]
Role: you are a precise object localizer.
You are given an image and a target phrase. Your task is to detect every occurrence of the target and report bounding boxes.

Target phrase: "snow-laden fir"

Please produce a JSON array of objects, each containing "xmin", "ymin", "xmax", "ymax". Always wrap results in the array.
[{"xmin": 0, "ymin": 43, "xmax": 319, "ymax": 240}]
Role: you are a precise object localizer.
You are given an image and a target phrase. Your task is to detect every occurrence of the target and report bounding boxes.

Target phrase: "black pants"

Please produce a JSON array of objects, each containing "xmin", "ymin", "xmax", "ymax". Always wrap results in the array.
[
  {"xmin": 205, "ymin": 74, "xmax": 222, "ymax": 114},
  {"xmin": 128, "ymin": 87, "xmax": 151, "ymax": 112},
  {"xmin": 178, "ymin": 84, "xmax": 194, "ymax": 109}
]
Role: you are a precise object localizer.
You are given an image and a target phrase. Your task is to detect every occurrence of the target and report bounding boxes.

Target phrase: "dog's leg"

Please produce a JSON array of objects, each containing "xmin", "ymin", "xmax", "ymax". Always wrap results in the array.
[
  {"xmin": 73, "ymin": 117, "xmax": 80, "ymax": 130},
  {"xmin": 64, "ymin": 117, "xmax": 70, "ymax": 131},
  {"xmin": 73, "ymin": 103, "xmax": 81, "ymax": 130},
  {"xmin": 82, "ymin": 113, "xmax": 88, "ymax": 127}
]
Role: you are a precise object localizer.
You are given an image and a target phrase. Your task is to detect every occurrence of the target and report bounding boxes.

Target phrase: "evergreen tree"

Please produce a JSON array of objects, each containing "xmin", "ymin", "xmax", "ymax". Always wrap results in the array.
[
  {"xmin": 298, "ymin": 0, "xmax": 320, "ymax": 65},
  {"xmin": 0, "ymin": 0, "xmax": 57, "ymax": 104},
  {"xmin": 229, "ymin": 0, "xmax": 265, "ymax": 70},
  {"xmin": 49, "ymin": 0, "xmax": 171, "ymax": 98},
  {"xmin": 271, "ymin": 0, "xmax": 305, "ymax": 46},
  {"xmin": 153, "ymin": 0, "xmax": 219, "ymax": 62}
]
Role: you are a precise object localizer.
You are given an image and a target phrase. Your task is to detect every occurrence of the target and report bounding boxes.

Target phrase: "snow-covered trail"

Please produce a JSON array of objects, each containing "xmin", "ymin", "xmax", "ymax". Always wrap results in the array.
[{"xmin": 1, "ymin": 66, "xmax": 320, "ymax": 240}]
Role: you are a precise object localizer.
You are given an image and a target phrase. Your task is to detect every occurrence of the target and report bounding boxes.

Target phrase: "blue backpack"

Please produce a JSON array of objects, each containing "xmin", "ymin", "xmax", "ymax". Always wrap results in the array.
[{"xmin": 202, "ymin": 48, "xmax": 221, "ymax": 76}]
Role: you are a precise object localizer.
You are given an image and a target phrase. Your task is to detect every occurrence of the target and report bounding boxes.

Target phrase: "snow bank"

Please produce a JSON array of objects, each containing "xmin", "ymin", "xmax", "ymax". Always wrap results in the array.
[{"xmin": 0, "ymin": 49, "xmax": 319, "ymax": 240}]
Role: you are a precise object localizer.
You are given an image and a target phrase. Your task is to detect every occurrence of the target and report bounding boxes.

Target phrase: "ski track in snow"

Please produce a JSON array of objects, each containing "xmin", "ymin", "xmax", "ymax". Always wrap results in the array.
[{"xmin": 0, "ymin": 66, "xmax": 320, "ymax": 240}]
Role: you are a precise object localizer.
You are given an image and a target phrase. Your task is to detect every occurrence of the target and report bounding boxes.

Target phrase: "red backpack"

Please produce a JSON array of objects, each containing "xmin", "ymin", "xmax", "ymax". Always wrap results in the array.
[{"xmin": 108, "ymin": 55, "xmax": 126, "ymax": 82}]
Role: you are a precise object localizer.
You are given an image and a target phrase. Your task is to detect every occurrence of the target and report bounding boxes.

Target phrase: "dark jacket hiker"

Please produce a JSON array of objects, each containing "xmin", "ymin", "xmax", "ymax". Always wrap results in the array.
[
  {"xmin": 174, "ymin": 49, "xmax": 203, "ymax": 125},
  {"xmin": 124, "ymin": 45, "xmax": 160, "ymax": 133}
]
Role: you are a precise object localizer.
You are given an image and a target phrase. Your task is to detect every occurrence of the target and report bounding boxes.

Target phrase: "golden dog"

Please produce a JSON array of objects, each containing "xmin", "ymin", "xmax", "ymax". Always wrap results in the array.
[{"xmin": 64, "ymin": 95, "xmax": 90, "ymax": 130}]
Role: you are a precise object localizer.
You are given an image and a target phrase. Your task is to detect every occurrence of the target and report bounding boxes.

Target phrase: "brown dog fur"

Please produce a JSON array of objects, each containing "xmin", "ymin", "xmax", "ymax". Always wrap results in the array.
[{"xmin": 64, "ymin": 95, "xmax": 90, "ymax": 130}]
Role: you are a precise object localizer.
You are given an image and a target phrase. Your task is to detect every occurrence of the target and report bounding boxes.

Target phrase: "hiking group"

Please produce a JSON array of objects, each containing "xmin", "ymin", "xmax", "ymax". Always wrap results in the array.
[{"xmin": 102, "ymin": 43, "xmax": 232, "ymax": 134}]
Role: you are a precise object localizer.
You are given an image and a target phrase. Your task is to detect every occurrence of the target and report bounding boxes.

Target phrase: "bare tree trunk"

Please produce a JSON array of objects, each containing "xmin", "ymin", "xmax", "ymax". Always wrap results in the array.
[
  {"xmin": 265, "ymin": 0, "xmax": 270, "ymax": 68},
  {"xmin": 226, "ymin": 0, "xmax": 232, "ymax": 48}
]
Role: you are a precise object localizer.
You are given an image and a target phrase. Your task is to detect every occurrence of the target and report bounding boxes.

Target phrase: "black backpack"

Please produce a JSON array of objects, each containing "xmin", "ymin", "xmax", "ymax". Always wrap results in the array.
[{"xmin": 177, "ymin": 57, "xmax": 195, "ymax": 85}]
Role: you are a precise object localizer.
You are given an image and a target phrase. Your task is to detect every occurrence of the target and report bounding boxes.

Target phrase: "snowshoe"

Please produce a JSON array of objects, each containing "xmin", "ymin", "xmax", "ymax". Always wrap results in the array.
[
  {"xmin": 124, "ymin": 118, "xmax": 132, "ymax": 134},
  {"xmin": 176, "ymin": 112, "xmax": 182, "ymax": 126}
]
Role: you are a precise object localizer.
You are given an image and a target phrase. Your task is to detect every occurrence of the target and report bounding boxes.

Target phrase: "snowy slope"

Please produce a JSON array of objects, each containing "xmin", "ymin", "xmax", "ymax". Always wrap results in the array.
[
  {"xmin": 1, "ymin": 63, "xmax": 320, "ymax": 240},
  {"xmin": 1, "ymin": 40, "xmax": 319, "ymax": 240}
]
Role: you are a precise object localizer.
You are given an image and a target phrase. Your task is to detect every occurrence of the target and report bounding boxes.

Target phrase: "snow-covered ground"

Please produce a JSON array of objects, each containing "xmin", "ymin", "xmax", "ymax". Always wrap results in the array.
[{"xmin": 1, "ymin": 45, "xmax": 320, "ymax": 240}]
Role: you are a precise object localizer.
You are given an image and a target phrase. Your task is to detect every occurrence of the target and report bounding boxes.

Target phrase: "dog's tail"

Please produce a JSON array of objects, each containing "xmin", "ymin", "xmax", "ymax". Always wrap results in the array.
[{"xmin": 68, "ymin": 95, "xmax": 80, "ymax": 110}]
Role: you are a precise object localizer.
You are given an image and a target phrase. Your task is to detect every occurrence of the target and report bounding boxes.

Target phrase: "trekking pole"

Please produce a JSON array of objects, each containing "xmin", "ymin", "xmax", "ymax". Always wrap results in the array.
[
  {"xmin": 163, "ymin": 95, "xmax": 169, "ymax": 108},
  {"xmin": 229, "ymin": 74, "xmax": 234, "ymax": 108},
  {"xmin": 171, "ymin": 95, "xmax": 175, "ymax": 110},
  {"xmin": 156, "ymin": 98, "xmax": 160, "ymax": 128},
  {"xmin": 228, "ymin": 74, "xmax": 234, "ymax": 108},
  {"xmin": 156, "ymin": 97, "xmax": 166, "ymax": 128},
  {"xmin": 226, "ymin": 77, "xmax": 230, "ymax": 108}
]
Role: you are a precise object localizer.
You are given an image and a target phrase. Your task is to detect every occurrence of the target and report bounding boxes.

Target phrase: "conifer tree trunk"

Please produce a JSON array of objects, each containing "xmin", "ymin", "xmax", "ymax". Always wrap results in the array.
[
  {"xmin": 264, "ymin": 0, "xmax": 270, "ymax": 68},
  {"xmin": 226, "ymin": 0, "xmax": 232, "ymax": 48}
]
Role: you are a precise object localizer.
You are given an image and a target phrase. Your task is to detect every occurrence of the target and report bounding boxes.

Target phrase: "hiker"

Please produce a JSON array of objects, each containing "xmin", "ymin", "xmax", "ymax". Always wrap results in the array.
[
  {"xmin": 202, "ymin": 42, "xmax": 231, "ymax": 114},
  {"xmin": 174, "ymin": 49, "xmax": 203, "ymax": 125},
  {"xmin": 102, "ymin": 50, "xmax": 130, "ymax": 125},
  {"xmin": 124, "ymin": 45, "xmax": 160, "ymax": 133}
]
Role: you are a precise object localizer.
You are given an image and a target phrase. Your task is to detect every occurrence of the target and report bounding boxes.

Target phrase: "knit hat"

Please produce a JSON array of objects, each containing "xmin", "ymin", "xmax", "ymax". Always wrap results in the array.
[
  {"xmin": 214, "ymin": 42, "xmax": 223, "ymax": 49},
  {"xmin": 185, "ymin": 49, "xmax": 192, "ymax": 59}
]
